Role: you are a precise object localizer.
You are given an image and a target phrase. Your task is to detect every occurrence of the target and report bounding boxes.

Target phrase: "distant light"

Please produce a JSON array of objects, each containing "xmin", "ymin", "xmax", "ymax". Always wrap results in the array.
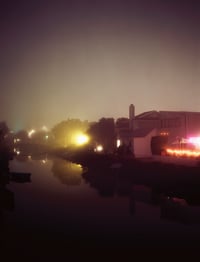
[
  {"xmin": 14, "ymin": 138, "xmax": 20, "ymax": 143},
  {"xmin": 188, "ymin": 137, "xmax": 200, "ymax": 148},
  {"xmin": 15, "ymin": 150, "xmax": 20, "ymax": 155},
  {"xmin": 14, "ymin": 148, "xmax": 20, "ymax": 154},
  {"xmin": 45, "ymin": 135, "xmax": 49, "ymax": 140},
  {"xmin": 116, "ymin": 139, "xmax": 121, "ymax": 148},
  {"xmin": 160, "ymin": 132, "xmax": 169, "ymax": 136},
  {"xmin": 95, "ymin": 145, "xmax": 103, "ymax": 152},
  {"xmin": 28, "ymin": 129, "xmax": 35, "ymax": 138}
]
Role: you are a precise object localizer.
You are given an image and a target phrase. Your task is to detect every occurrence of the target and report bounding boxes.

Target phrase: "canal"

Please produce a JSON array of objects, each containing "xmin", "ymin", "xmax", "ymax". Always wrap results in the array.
[{"xmin": 1, "ymin": 154, "xmax": 200, "ymax": 259}]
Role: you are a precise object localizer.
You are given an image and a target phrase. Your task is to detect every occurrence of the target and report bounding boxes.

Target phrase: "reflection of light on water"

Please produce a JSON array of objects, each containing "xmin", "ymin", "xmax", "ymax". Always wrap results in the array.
[
  {"xmin": 41, "ymin": 155, "xmax": 48, "ymax": 164},
  {"xmin": 51, "ymin": 159, "xmax": 84, "ymax": 185}
]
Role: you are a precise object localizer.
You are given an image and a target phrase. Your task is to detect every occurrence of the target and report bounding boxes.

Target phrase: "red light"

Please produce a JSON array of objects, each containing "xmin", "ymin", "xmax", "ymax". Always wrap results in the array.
[{"xmin": 166, "ymin": 148, "xmax": 200, "ymax": 158}]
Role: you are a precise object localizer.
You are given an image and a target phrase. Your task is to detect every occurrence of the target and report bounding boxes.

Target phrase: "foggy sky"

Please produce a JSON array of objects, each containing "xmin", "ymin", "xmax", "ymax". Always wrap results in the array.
[{"xmin": 1, "ymin": 0, "xmax": 200, "ymax": 131}]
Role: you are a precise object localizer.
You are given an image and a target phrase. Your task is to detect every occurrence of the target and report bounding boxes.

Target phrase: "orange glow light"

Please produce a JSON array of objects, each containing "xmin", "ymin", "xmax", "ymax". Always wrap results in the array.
[{"xmin": 166, "ymin": 148, "xmax": 200, "ymax": 158}]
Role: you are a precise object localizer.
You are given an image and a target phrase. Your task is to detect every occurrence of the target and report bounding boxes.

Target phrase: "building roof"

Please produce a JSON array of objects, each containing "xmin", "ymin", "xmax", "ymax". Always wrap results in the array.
[
  {"xmin": 135, "ymin": 111, "xmax": 160, "ymax": 119},
  {"xmin": 118, "ymin": 127, "xmax": 155, "ymax": 138},
  {"xmin": 135, "ymin": 110, "xmax": 200, "ymax": 120},
  {"xmin": 133, "ymin": 127, "xmax": 156, "ymax": 137}
]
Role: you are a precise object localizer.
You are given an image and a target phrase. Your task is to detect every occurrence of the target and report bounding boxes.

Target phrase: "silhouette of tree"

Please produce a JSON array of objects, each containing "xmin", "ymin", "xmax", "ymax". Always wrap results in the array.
[
  {"xmin": 0, "ymin": 122, "xmax": 9, "ymax": 137},
  {"xmin": 87, "ymin": 118, "xmax": 116, "ymax": 153},
  {"xmin": 30, "ymin": 130, "xmax": 48, "ymax": 144},
  {"xmin": 0, "ymin": 121, "xmax": 13, "ymax": 163},
  {"xmin": 115, "ymin": 117, "xmax": 129, "ymax": 129}
]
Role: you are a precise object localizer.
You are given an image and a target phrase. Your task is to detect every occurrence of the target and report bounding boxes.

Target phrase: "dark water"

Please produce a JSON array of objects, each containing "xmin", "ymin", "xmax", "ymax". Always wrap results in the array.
[{"xmin": 1, "ymin": 155, "xmax": 200, "ymax": 259}]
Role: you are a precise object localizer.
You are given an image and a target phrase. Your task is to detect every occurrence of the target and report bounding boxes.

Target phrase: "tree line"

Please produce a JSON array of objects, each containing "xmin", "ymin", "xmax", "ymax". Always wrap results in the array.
[{"xmin": 0, "ymin": 117, "xmax": 130, "ymax": 153}]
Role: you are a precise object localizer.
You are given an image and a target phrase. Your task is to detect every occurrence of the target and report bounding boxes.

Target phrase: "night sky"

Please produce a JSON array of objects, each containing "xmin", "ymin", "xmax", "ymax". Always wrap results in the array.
[{"xmin": 1, "ymin": 0, "xmax": 200, "ymax": 131}]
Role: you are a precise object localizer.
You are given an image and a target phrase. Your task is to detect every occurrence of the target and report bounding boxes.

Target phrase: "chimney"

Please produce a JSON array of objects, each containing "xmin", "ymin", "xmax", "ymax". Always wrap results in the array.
[{"xmin": 129, "ymin": 104, "xmax": 135, "ymax": 130}]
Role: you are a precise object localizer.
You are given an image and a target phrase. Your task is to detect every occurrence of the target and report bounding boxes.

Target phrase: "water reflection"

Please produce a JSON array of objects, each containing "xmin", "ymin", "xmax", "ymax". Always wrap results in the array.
[
  {"xmin": 0, "ymin": 186, "xmax": 15, "ymax": 249},
  {"xmin": 0, "ymin": 157, "xmax": 14, "ymax": 247},
  {"xmin": 0, "ymin": 186, "xmax": 14, "ymax": 211},
  {"xmin": 81, "ymin": 162, "xmax": 200, "ymax": 225},
  {"xmin": 51, "ymin": 159, "xmax": 83, "ymax": 185},
  {"xmin": 12, "ymin": 150, "xmax": 200, "ymax": 225},
  {"xmin": 15, "ymin": 152, "xmax": 48, "ymax": 162},
  {"xmin": 3, "ymin": 149, "xmax": 200, "ymax": 258},
  {"xmin": 0, "ymin": 158, "xmax": 32, "ymax": 211},
  {"xmin": 160, "ymin": 196, "xmax": 200, "ymax": 225},
  {"xmin": 14, "ymin": 152, "xmax": 85, "ymax": 186}
]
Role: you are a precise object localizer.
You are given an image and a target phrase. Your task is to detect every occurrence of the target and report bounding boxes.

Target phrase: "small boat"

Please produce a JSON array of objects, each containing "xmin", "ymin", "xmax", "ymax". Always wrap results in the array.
[{"xmin": 9, "ymin": 172, "xmax": 31, "ymax": 183}]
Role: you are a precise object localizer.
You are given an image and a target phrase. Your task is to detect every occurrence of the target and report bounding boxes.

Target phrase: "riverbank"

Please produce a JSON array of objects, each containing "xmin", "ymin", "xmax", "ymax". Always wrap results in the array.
[{"xmin": 55, "ymin": 149, "xmax": 200, "ymax": 205}]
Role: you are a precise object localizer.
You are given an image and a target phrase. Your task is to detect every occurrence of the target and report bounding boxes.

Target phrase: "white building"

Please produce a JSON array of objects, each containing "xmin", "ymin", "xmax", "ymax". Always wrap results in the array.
[{"xmin": 116, "ymin": 105, "xmax": 200, "ymax": 158}]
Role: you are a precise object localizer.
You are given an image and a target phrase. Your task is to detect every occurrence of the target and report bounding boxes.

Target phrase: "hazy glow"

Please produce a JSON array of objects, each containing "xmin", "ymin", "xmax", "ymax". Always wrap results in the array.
[
  {"xmin": 1, "ymin": 1, "xmax": 200, "ymax": 130},
  {"xmin": 166, "ymin": 136, "xmax": 200, "ymax": 157},
  {"xmin": 52, "ymin": 159, "xmax": 83, "ymax": 185},
  {"xmin": 42, "ymin": 126, "xmax": 48, "ymax": 131},
  {"xmin": 188, "ymin": 137, "xmax": 200, "ymax": 148},
  {"xmin": 74, "ymin": 133, "xmax": 89, "ymax": 146}
]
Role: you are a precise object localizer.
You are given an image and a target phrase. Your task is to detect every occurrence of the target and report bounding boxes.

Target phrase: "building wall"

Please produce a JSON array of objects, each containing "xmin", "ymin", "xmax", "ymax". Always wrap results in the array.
[
  {"xmin": 160, "ymin": 112, "xmax": 200, "ymax": 142},
  {"xmin": 160, "ymin": 112, "xmax": 187, "ymax": 141},
  {"xmin": 186, "ymin": 112, "xmax": 200, "ymax": 137},
  {"xmin": 128, "ymin": 106, "xmax": 200, "ymax": 154},
  {"xmin": 133, "ymin": 119, "xmax": 160, "ymax": 130},
  {"xmin": 133, "ymin": 129, "xmax": 157, "ymax": 158},
  {"xmin": 134, "ymin": 111, "xmax": 200, "ymax": 145}
]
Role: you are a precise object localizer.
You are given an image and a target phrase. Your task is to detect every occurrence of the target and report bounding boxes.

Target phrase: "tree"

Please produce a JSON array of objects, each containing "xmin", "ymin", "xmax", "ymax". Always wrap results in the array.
[
  {"xmin": 51, "ymin": 119, "xmax": 89, "ymax": 148},
  {"xmin": 0, "ymin": 121, "xmax": 9, "ymax": 137},
  {"xmin": 87, "ymin": 118, "xmax": 116, "ymax": 153},
  {"xmin": 0, "ymin": 121, "xmax": 13, "ymax": 162},
  {"xmin": 115, "ymin": 118, "xmax": 129, "ymax": 129}
]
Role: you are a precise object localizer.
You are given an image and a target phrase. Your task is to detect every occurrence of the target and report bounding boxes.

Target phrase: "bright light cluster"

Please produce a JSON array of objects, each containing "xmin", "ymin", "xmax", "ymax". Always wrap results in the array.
[
  {"xmin": 188, "ymin": 137, "xmax": 200, "ymax": 149},
  {"xmin": 166, "ymin": 148, "xmax": 200, "ymax": 158}
]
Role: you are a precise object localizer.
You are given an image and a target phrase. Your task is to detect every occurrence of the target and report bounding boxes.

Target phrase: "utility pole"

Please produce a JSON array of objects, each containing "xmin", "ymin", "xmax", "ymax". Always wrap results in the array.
[{"xmin": 129, "ymin": 104, "xmax": 135, "ymax": 156}]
